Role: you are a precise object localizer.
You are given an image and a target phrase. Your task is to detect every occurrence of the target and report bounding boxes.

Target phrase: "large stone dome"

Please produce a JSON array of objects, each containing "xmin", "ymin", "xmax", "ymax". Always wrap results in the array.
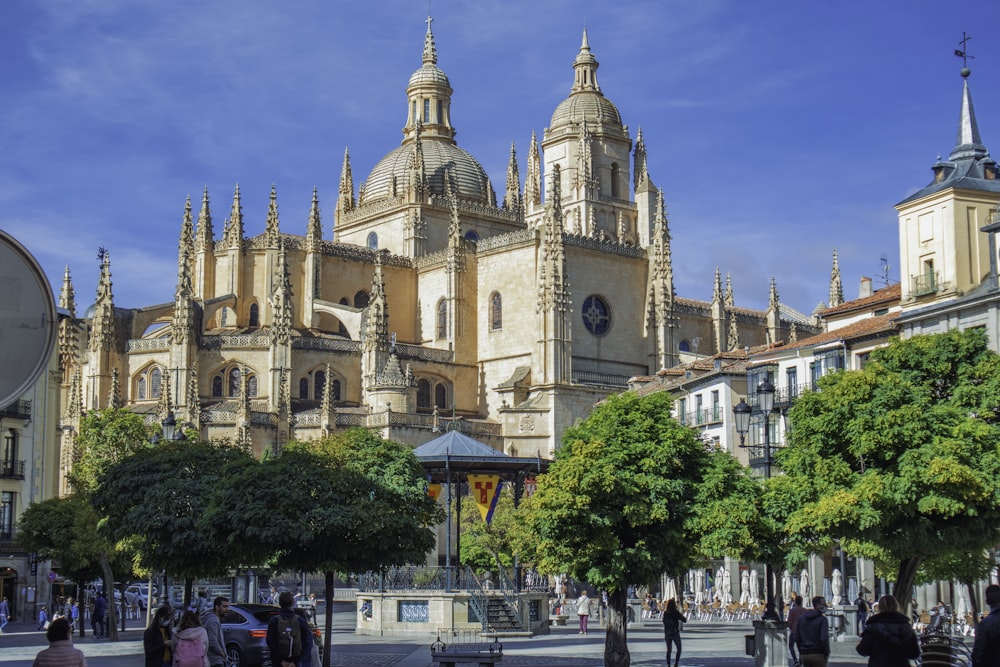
[
  {"xmin": 363, "ymin": 140, "xmax": 493, "ymax": 204},
  {"xmin": 550, "ymin": 92, "xmax": 623, "ymax": 130}
]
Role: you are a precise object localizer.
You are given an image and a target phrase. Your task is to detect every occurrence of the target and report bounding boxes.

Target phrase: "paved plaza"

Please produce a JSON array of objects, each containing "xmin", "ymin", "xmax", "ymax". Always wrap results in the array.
[{"xmin": 0, "ymin": 604, "xmax": 876, "ymax": 667}]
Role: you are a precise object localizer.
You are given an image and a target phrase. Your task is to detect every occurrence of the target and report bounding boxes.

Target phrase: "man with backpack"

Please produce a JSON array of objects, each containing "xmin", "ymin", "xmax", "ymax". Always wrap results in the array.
[
  {"xmin": 200, "ymin": 596, "xmax": 229, "ymax": 667},
  {"xmin": 266, "ymin": 591, "xmax": 311, "ymax": 667}
]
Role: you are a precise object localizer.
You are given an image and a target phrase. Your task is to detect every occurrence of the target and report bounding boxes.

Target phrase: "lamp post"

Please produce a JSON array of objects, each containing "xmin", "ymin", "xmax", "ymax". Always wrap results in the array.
[{"xmin": 733, "ymin": 377, "xmax": 778, "ymax": 607}]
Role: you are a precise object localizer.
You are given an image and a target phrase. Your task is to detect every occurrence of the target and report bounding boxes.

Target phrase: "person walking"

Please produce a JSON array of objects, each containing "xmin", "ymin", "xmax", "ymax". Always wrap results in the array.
[
  {"xmin": 576, "ymin": 591, "xmax": 591, "ymax": 635},
  {"xmin": 172, "ymin": 610, "xmax": 209, "ymax": 667},
  {"xmin": 796, "ymin": 596, "xmax": 830, "ymax": 667},
  {"xmin": 786, "ymin": 595, "xmax": 806, "ymax": 667},
  {"xmin": 0, "ymin": 596, "xmax": 9, "ymax": 633},
  {"xmin": 266, "ymin": 591, "xmax": 311, "ymax": 667},
  {"xmin": 973, "ymin": 584, "xmax": 1000, "ymax": 667},
  {"xmin": 91, "ymin": 592, "xmax": 106, "ymax": 639},
  {"xmin": 32, "ymin": 618, "xmax": 87, "ymax": 667},
  {"xmin": 37, "ymin": 606, "xmax": 49, "ymax": 631},
  {"xmin": 855, "ymin": 594, "xmax": 870, "ymax": 634},
  {"xmin": 144, "ymin": 606, "xmax": 174, "ymax": 667},
  {"xmin": 71, "ymin": 599, "xmax": 81, "ymax": 637},
  {"xmin": 200, "ymin": 597, "xmax": 229, "ymax": 667},
  {"xmin": 856, "ymin": 594, "xmax": 919, "ymax": 667},
  {"xmin": 662, "ymin": 598, "xmax": 687, "ymax": 667}
]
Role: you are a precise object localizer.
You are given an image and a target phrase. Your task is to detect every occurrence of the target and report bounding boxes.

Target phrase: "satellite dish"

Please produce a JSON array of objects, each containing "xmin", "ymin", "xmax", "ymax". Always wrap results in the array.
[{"xmin": 0, "ymin": 230, "xmax": 57, "ymax": 408}]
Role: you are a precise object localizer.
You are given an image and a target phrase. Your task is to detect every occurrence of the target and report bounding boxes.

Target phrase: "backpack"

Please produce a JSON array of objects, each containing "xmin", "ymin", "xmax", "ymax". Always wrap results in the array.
[
  {"xmin": 174, "ymin": 635, "xmax": 205, "ymax": 667},
  {"xmin": 274, "ymin": 613, "xmax": 303, "ymax": 660}
]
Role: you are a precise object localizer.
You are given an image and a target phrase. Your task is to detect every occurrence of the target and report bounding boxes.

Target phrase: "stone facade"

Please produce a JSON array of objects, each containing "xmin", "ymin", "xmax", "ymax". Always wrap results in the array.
[{"xmin": 58, "ymin": 21, "xmax": 814, "ymax": 459}]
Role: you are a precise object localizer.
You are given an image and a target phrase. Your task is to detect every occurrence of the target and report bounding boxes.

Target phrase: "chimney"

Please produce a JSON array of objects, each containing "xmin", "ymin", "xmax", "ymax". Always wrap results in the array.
[{"xmin": 859, "ymin": 276, "xmax": 873, "ymax": 299}]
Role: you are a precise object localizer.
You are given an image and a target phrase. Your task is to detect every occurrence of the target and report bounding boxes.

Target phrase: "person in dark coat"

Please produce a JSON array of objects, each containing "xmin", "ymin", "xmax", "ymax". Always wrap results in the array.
[
  {"xmin": 856, "ymin": 594, "xmax": 919, "ymax": 667},
  {"xmin": 661, "ymin": 598, "xmax": 687, "ymax": 667},
  {"xmin": 143, "ymin": 606, "xmax": 173, "ymax": 667},
  {"xmin": 796, "ymin": 596, "xmax": 830, "ymax": 667},
  {"xmin": 973, "ymin": 584, "xmax": 1000, "ymax": 667}
]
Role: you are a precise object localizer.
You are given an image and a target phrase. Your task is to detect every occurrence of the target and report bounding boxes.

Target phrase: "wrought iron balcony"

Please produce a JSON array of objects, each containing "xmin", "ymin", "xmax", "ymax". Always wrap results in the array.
[
  {"xmin": 0, "ymin": 399, "xmax": 31, "ymax": 420},
  {"xmin": 0, "ymin": 460, "xmax": 25, "ymax": 480},
  {"xmin": 912, "ymin": 272, "xmax": 938, "ymax": 297}
]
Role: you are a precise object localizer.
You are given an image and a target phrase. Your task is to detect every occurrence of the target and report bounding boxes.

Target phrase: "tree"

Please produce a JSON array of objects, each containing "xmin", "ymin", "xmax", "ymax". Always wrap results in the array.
[
  {"xmin": 212, "ymin": 429, "xmax": 440, "ymax": 667},
  {"xmin": 523, "ymin": 391, "xmax": 711, "ymax": 667},
  {"xmin": 459, "ymin": 485, "xmax": 520, "ymax": 572},
  {"xmin": 779, "ymin": 329, "xmax": 1000, "ymax": 611},
  {"xmin": 68, "ymin": 408, "xmax": 154, "ymax": 639},
  {"xmin": 93, "ymin": 440, "xmax": 258, "ymax": 604},
  {"xmin": 17, "ymin": 495, "xmax": 104, "ymax": 588}
]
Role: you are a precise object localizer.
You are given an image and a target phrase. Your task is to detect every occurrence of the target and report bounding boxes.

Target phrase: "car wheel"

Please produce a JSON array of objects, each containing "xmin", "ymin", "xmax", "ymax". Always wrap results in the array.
[{"xmin": 226, "ymin": 645, "xmax": 244, "ymax": 667}]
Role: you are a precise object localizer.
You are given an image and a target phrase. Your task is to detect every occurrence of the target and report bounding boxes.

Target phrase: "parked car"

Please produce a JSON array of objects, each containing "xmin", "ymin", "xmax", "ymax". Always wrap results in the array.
[
  {"xmin": 220, "ymin": 604, "xmax": 322, "ymax": 667},
  {"xmin": 124, "ymin": 583, "xmax": 155, "ymax": 610}
]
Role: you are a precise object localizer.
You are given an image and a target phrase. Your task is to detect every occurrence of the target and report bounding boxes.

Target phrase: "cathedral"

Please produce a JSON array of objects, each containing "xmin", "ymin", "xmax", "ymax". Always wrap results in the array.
[{"xmin": 56, "ymin": 20, "xmax": 817, "ymax": 471}]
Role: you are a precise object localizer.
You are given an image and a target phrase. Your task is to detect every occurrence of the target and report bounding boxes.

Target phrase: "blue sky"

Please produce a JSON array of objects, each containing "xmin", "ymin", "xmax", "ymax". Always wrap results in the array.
[{"xmin": 2, "ymin": 0, "xmax": 999, "ymax": 315}]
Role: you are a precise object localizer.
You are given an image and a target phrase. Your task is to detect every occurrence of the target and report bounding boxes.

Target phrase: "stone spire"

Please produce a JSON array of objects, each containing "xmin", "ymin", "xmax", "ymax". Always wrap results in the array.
[
  {"xmin": 766, "ymin": 276, "xmax": 782, "ymax": 345},
  {"xmin": 171, "ymin": 243, "xmax": 195, "ymax": 345},
  {"xmin": 504, "ymin": 142, "xmax": 522, "ymax": 213},
  {"xmin": 195, "ymin": 187, "xmax": 214, "ymax": 252},
  {"xmin": 712, "ymin": 268, "xmax": 723, "ymax": 304},
  {"xmin": 157, "ymin": 371, "xmax": 173, "ymax": 423},
  {"xmin": 634, "ymin": 127, "xmax": 648, "ymax": 191},
  {"xmin": 264, "ymin": 184, "xmax": 281, "ymax": 248},
  {"xmin": 276, "ymin": 368, "xmax": 290, "ymax": 418},
  {"xmin": 108, "ymin": 368, "xmax": 122, "ymax": 409},
  {"xmin": 525, "ymin": 131, "xmax": 541, "ymax": 211},
  {"xmin": 306, "ymin": 187, "xmax": 323, "ymax": 252},
  {"xmin": 223, "ymin": 184, "xmax": 244, "ymax": 248},
  {"xmin": 186, "ymin": 365, "xmax": 200, "ymax": 426},
  {"xmin": 724, "ymin": 273, "xmax": 735, "ymax": 308},
  {"xmin": 321, "ymin": 362, "xmax": 336, "ymax": 432},
  {"xmin": 270, "ymin": 240, "xmax": 292, "ymax": 345},
  {"xmin": 338, "ymin": 147, "xmax": 355, "ymax": 215},
  {"xmin": 537, "ymin": 165, "xmax": 568, "ymax": 312},
  {"xmin": 571, "ymin": 29, "xmax": 601, "ymax": 94},
  {"xmin": 646, "ymin": 189, "xmax": 676, "ymax": 369},
  {"xmin": 58, "ymin": 266, "xmax": 78, "ymax": 378},
  {"xmin": 68, "ymin": 369, "xmax": 83, "ymax": 419},
  {"xmin": 535, "ymin": 164, "xmax": 572, "ymax": 384},
  {"xmin": 422, "ymin": 14, "xmax": 437, "ymax": 65},
  {"xmin": 179, "ymin": 196, "xmax": 195, "ymax": 259},
  {"xmin": 407, "ymin": 122, "xmax": 428, "ymax": 200},
  {"xmin": 90, "ymin": 249, "xmax": 115, "ymax": 352},
  {"xmin": 364, "ymin": 251, "xmax": 390, "ymax": 353},
  {"xmin": 711, "ymin": 268, "xmax": 725, "ymax": 354},
  {"xmin": 727, "ymin": 311, "xmax": 740, "ymax": 351},
  {"xmin": 769, "ymin": 277, "xmax": 780, "ymax": 311},
  {"xmin": 828, "ymin": 249, "xmax": 844, "ymax": 308},
  {"xmin": 236, "ymin": 366, "xmax": 252, "ymax": 449}
]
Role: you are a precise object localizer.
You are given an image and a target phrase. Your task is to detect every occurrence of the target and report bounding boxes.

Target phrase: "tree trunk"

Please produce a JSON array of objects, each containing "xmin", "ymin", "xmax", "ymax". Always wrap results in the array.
[
  {"xmin": 100, "ymin": 553, "xmax": 117, "ymax": 641},
  {"xmin": 603, "ymin": 588, "xmax": 630, "ymax": 667},
  {"xmin": 184, "ymin": 578, "xmax": 194, "ymax": 607},
  {"xmin": 323, "ymin": 571, "xmax": 335, "ymax": 667},
  {"xmin": 892, "ymin": 557, "xmax": 923, "ymax": 613}
]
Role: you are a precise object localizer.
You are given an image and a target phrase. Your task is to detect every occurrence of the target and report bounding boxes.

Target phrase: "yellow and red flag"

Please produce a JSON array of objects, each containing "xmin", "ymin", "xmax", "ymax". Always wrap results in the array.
[{"xmin": 468, "ymin": 474, "xmax": 503, "ymax": 524}]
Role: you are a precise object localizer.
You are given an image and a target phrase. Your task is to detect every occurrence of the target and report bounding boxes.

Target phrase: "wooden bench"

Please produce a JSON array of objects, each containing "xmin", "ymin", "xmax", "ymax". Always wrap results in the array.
[{"xmin": 430, "ymin": 650, "xmax": 503, "ymax": 667}]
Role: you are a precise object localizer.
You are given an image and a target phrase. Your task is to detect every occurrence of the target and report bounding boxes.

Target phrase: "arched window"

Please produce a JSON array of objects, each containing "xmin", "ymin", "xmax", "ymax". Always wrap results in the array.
[
  {"xmin": 423, "ymin": 98, "xmax": 430, "ymax": 123},
  {"xmin": 464, "ymin": 230, "xmax": 479, "ymax": 243},
  {"xmin": 249, "ymin": 303, "xmax": 260, "ymax": 327},
  {"xmin": 331, "ymin": 379, "xmax": 341, "ymax": 402},
  {"xmin": 436, "ymin": 300, "xmax": 448, "ymax": 339},
  {"xmin": 610, "ymin": 162, "xmax": 621, "ymax": 198},
  {"xmin": 150, "ymin": 368, "xmax": 162, "ymax": 398},
  {"xmin": 228, "ymin": 367, "xmax": 241, "ymax": 398},
  {"xmin": 490, "ymin": 292, "xmax": 502, "ymax": 331},
  {"xmin": 679, "ymin": 340, "xmax": 691, "ymax": 352},
  {"xmin": 354, "ymin": 291, "xmax": 370, "ymax": 308},
  {"xmin": 212, "ymin": 376, "xmax": 223, "ymax": 398},
  {"xmin": 417, "ymin": 379, "xmax": 431, "ymax": 409},
  {"xmin": 435, "ymin": 383, "xmax": 448, "ymax": 409},
  {"xmin": 366, "ymin": 232, "xmax": 378, "ymax": 249},
  {"xmin": 299, "ymin": 378, "xmax": 309, "ymax": 400},
  {"xmin": 315, "ymin": 370, "xmax": 326, "ymax": 400},
  {"xmin": 137, "ymin": 377, "xmax": 147, "ymax": 400},
  {"xmin": 247, "ymin": 375, "xmax": 258, "ymax": 398}
]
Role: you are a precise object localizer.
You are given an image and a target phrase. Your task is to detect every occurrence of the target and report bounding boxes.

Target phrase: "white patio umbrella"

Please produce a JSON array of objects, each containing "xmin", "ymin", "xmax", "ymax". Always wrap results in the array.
[
  {"xmin": 740, "ymin": 569, "xmax": 751, "ymax": 604},
  {"xmin": 749, "ymin": 568, "xmax": 760, "ymax": 603}
]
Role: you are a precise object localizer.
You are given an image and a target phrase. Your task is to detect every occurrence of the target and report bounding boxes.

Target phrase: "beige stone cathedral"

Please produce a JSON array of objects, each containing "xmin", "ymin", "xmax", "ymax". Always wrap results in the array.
[{"xmin": 56, "ymin": 20, "xmax": 817, "ymax": 475}]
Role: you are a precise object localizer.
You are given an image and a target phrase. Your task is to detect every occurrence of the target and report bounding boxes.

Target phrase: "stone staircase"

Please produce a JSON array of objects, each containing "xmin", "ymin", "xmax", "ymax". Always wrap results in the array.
[{"xmin": 481, "ymin": 595, "xmax": 527, "ymax": 634}]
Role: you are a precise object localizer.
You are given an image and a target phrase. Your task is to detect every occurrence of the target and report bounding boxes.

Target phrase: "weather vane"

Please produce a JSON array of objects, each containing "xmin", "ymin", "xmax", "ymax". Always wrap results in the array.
[
  {"xmin": 97, "ymin": 246, "xmax": 107, "ymax": 262},
  {"xmin": 955, "ymin": 31, "xmax": 974, "ymax": 71}
]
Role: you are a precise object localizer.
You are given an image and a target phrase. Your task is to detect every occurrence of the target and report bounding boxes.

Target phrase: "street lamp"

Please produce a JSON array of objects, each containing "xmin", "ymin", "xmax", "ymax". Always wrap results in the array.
[
  {"xmin": 733, "ymin": 376, "xmax": 779, "ymax": 607},
  {"xmin": 156, "ymin": 411, "xmax": 185, "ymax": 442}
]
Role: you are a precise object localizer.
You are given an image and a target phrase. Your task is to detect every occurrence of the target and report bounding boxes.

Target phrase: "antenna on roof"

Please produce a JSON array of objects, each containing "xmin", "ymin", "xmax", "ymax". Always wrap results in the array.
[{"xmin": 879, "ymin": 253, "xmax": 892, "ymax": 287}]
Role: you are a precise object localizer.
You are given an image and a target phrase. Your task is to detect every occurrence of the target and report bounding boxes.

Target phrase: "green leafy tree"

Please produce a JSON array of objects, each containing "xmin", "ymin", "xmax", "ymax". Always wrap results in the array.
[
  {"xmin": 459, "ymin": 485, "xmax": 520, "ymax": 572},
  {"xmin": 93, "ymin": 440, "xmax": 258, "ymax": 604},
  {"xmin": 212, "ymin": 429, "xmax": 440, "ymax": 667},
  {"xmin": 17, "ymin": 495, "xmax": 104, "ymax": 587},
  {"xmin": 779, "ymin": 329, "xmax": 1000, "ymax": 611},
  {"xmin": 523, "ymin": 391, "xmax": 710, "ymax": 667}
]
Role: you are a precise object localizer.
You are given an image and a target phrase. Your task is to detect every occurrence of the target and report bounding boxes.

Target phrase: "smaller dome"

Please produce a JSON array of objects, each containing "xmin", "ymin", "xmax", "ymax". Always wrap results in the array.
[
  {"xmin": 409, "ymin": 64, "xmax": 451, "ymax": 89},
  {"xmin": 82, "ymin": 302, "xmax": 97, "ymax": 320},
  {"xmin": 550, "ymin": 92, "xmax": 623, "ymax": 130}
]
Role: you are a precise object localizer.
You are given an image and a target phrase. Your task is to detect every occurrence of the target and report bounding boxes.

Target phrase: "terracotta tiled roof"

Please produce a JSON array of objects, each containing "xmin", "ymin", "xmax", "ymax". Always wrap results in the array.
[
  {"xmin": 819, "ymin": 283, "xmax": 900, "ymax": 318},
  {"xmin": 766, "ymin": 313, "xmax": 899, "ymax": 353}
]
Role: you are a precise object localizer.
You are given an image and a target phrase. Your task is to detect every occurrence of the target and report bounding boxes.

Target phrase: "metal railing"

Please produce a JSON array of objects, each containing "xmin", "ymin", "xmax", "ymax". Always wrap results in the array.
[
  {"xmin": 0, "ymin": 399, "xmax": 31, "ymax": 420},
  {"xmin": 0, "ymin": 460, "xmax": 25, "ymax": 480},
  {"xmin": 912, "ymin": 272, "xmax": 938, "ymax": 297}
]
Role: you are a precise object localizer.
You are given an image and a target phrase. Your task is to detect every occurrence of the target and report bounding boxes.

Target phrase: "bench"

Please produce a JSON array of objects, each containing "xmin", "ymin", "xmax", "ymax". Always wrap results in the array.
[
  {"xmin": 430, "ymin": 650, "xmax": 503, "ymax": 667},
  {"xmin": 549, "ymin": 614, "xmax": 569, "ymax": 626},
  {"xmin": 431, "ymin": 632, "xmax": 503, "ymax": 667}
]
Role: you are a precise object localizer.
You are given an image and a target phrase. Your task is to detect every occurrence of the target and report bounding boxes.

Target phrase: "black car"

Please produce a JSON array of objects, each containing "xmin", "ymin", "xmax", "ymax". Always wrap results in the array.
[{"xmin": 221, "ymin": 603, "xmax": 322, "ymax": 667}]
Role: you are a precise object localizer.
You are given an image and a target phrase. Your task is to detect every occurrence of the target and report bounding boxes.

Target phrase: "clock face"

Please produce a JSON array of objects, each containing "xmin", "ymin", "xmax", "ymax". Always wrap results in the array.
[{"xmin": 0, "ymin": 231, "xmax": 57, "ymax": 408}]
